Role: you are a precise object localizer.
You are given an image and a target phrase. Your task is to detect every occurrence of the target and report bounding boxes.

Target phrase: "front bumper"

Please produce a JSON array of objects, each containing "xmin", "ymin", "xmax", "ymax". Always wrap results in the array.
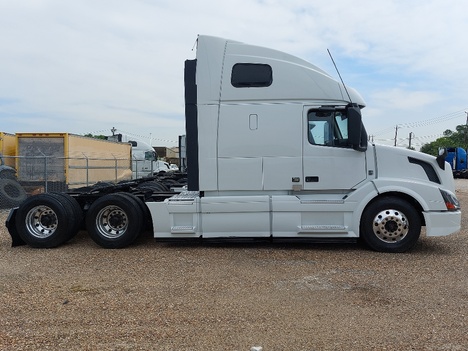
[{"xmin": 423, "ymin": 210, "xmax": 461, "ymax": 237}]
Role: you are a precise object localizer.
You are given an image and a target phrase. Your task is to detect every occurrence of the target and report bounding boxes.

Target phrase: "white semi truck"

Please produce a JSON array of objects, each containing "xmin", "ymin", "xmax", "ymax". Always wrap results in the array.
[
  {"xmin": 129, "ymin": 140, "xmax": 172, "ymax": 179},
  {"xmin": 6, "ymin": 36, "xmax": 461, "ymax": 252}
]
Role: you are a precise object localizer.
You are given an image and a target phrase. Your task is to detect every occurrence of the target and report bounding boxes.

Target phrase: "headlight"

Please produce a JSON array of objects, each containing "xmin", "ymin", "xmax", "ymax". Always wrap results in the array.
[{"xmin": 439, "ymin": 189, "xmax": 460, "ymax": 211}]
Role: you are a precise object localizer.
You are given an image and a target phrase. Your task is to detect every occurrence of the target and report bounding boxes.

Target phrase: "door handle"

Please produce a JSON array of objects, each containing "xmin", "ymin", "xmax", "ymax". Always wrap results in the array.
[{"xmin": 305, "ymin": 176, "xmax": 319, "ymax": 182}]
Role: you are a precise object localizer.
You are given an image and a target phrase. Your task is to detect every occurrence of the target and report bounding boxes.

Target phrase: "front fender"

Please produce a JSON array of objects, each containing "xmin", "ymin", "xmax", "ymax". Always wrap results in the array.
[{"xmin": 371, "ymin": 178, "xmax": 446, "ymax": 211}]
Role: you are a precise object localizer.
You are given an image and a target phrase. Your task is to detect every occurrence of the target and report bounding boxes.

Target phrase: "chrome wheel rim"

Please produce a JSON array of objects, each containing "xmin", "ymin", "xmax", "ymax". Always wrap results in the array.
[
  {"xmin": 95, "ymin": 205, "xmax": 128, "ymax": 239},
  {"xmin": 25, "ymin": 205, "xmax": 58, "ymax": 239},
  {"xmin": 372, "ymin": 209, "xmax": 409, "ymax": 243}
]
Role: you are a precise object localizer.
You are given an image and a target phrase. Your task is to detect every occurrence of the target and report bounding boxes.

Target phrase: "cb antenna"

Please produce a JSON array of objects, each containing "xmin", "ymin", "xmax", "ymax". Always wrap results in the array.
[{"xmin": 327, "ymin": 49, "xmax": 353, "ymax": 103}]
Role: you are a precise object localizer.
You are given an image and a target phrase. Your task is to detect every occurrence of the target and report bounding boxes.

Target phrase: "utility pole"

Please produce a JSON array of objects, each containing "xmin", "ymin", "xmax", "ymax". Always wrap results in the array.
[
  {"xmin": 394, "ymin": 125, "xmax": 399, "ymax": 146},
  {"xmin": 408, "ymin": 132, "xmax": 414, "ymax": 149}
]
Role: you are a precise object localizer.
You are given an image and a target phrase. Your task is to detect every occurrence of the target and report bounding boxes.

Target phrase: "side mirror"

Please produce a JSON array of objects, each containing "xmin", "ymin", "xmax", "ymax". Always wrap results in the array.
[
  {"xmin": 347, "ymin": 104, "xmax": 367, "ymax": 152},
  {"xmin": 436, "ymin": 148, "xmax": 447, "ymax": 170}
]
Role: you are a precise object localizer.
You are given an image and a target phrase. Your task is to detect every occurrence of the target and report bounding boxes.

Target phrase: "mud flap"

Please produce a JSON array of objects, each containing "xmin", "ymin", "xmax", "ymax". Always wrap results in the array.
[{"xmin": 5, "ymin": 208, "xmax": 26, "ymax": 247}]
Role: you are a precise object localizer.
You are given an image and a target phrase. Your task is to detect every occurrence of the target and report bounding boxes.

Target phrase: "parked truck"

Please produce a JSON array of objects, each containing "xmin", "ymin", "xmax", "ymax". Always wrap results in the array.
[
  {"xmin": 445, "ymin": 147, "xmax": 468, "ymax": 178},
  {"xmin": 106, "ymin": 133, "xmax": 173, "ymax": 178},
  {"xmin": 5, "ymin": 35, "xmax": 461, "ymax": 253},
  {"xmin": 128, "ymin": 140, "xmax": 172, "ymax": 178}
]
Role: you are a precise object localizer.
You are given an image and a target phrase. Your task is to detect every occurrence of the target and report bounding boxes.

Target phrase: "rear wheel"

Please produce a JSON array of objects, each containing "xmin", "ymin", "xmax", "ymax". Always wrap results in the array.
[
  {"xmin": 15, "ymin": 193, "xmax": 74, "ymax": 248},
  {"xmin": 51, "ymin": 192, "xmax": 83, "ymax": 238},
  {"xmin": 360, "ymin": 197, "xmax": 421, "ymax": 253},
  {"xmin": 85, "ymin": 193, "xmax": 143, "ymax": 248},
  {"xmin": 116, "ymin": 192, "xmax": 152, "ymax": 232}
]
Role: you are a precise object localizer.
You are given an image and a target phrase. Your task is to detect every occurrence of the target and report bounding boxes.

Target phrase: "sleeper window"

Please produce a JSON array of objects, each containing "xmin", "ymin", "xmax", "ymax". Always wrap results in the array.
[{"xmin": 231, "ymin": 63, "xmax": 272, "ymax": 88}]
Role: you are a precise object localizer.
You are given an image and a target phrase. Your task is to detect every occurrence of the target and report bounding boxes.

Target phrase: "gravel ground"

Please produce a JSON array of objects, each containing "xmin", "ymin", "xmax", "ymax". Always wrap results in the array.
[{"xmin": 1, "ymin": 182, "xmax": 467, "ymax": 351}]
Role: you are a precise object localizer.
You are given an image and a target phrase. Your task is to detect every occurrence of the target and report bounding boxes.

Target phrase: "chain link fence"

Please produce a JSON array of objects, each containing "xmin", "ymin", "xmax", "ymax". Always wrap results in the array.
[{"xmin": 0, "ymin": 155, "xmax": 132, "ymax": 210}]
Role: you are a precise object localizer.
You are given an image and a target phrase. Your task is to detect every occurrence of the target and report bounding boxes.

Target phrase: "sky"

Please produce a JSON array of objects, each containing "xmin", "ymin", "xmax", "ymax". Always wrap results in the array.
[{"xmin": 1, "ymin": 0, "xmax": 467, "ymax": 149}]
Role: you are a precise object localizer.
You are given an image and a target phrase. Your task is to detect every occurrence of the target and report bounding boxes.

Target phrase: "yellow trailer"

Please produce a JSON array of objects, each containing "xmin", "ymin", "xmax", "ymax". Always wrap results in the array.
[
  {"xmin": 16, "ymin": 133, "xmax": 132, "ymax": 189},
  {"xmin": 0, "ymin": 132, "xmax": 16, "ymax": 168}
]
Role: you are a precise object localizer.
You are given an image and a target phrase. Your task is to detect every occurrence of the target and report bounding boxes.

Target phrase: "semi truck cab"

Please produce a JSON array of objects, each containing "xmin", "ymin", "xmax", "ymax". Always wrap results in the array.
[{"xmin": 150, "ymin": 36, "xmax": 460, "ymax": 252}]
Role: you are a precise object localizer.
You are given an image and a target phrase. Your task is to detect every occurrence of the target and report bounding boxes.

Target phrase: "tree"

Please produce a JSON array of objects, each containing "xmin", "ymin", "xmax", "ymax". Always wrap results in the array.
[
  {"xmin": 83, "ymin": 133, "xmax": 107, "ymax": 140},
  {"xmin": 420, "ymin": 124, "xmax": 468, "ymax": 156},
  {"xmin": 420, "ymin": 137, "xmax": 452, "ymax": 155}
]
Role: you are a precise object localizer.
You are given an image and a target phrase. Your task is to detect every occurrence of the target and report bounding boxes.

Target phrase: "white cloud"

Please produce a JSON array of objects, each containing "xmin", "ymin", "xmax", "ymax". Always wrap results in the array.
[
  {"xmin": 371, "ymin": 88, "xmax": 441, "ymax": 111},
  {"xmin": 0, "ymin": 0, "xmax": 467, "ymax": 147}
]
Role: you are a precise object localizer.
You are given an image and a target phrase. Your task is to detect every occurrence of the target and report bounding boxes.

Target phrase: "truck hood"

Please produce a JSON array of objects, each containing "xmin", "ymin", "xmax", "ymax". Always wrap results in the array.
[{"xmin": 373, "ymin": 144, "xmax": 455, "ymax": 193}]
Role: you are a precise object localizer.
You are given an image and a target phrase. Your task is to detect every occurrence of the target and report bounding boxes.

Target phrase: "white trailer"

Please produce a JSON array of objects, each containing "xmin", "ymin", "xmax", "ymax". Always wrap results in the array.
[{"xmin": 6, "ymin": 36, "xmax": 461, "ymax": 252}]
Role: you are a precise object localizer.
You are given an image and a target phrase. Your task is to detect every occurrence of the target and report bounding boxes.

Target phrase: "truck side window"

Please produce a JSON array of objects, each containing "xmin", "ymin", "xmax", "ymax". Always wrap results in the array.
[
  {"xmin": 231, "ymin": 63, "xmax": 272, "ymax": 88},
  {"xmin": 308, "ymin": 110, "xmax": 349, "ymax": 147}
]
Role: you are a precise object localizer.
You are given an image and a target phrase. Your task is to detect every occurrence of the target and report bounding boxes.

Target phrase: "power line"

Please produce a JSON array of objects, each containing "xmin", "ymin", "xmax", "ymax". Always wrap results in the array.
[
  {"xmin": 117, "ymin": 130, "xmax": 178, "ymax": 144},
  {"xmin": 369, "ymin": 108, "xmax": 468, "ymax": 136},
  {"xmin": 84, "ymin": 128, "xmax": 178, "ymax": 144},
  {"xmin": 85, "ymin": 129, "xmax": 109, "ymax": 135},
  {"xmin": 400, "ymin": 109, "xmax": 466, "ymax": 128},
  {"xmin": 372, "ymin": 126, "xmax": 395, "ymax": 136}
]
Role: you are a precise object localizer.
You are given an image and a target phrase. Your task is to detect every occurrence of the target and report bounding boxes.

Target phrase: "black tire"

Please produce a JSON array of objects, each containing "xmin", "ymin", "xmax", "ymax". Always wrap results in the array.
[
  {"xmin": 360, "ymin": 197, "xmax": 421, "ymax": 253},
  {"xmin": 0, "ymin": 167, "xmax": 16, "ymax": 180},
  {"xmin": 116, "ymin": 192, "xmax": 153, "ymax": 232},
  {"xmin": 137, "ymin": 181, "xmax": 168, "ymax": 192},
  {"xmin": 162, "ymin": 179, "xmax": 177, "ymax": 188},
  {"xmin": 92, "ymin": 181, "xmax": 114, "ymax": 188},
  {"xmin": 0, "ymin": 179, "xmax": 27, "ymax": 209},
  {"xmin": 85, "ymin": 193, "xmax": 143, "ymax": 248},
  {"xmin": 15, "ymin": 193, "xmax": 74, "ymax": 248},
  {"xmin": 51, "ymin": 192, "xmax": 83, "ymax": 239}
]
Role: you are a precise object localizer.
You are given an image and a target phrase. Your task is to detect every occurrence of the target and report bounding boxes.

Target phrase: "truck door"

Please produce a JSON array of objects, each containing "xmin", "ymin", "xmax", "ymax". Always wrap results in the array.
[{"xmin": 303, "ymin": 107, "xmax": 367, "ymax": 190}]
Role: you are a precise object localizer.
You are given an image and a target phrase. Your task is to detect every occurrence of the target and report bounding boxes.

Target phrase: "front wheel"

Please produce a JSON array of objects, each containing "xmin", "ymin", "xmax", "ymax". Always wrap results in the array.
[{"xmin": 360, "ymin": 197, "xmax": 421, "ymax": 253}]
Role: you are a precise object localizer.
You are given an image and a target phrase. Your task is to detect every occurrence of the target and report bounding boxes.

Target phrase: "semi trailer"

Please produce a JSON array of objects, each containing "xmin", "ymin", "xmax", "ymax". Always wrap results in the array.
[
  {"xmin": 0, "ymin": 132, "xmax": 27, "ymax": 209},
  {"xmin": 15, "ymin": 133, "xmax": 132, "ymax": 189},
  {"xmin": 5, "ymin": 35, "xmax": 461, "ymax": 252},
  {"xmin": 0, "ymin": 132, "xmax": 16, "ymax": 170},
  {"xmin": 0, "ymin": 132, "xmax": 17, "ymax": 180},
  {"xmin": 445, "ymin": 147, "xmax": 468, "ymax": 178}
]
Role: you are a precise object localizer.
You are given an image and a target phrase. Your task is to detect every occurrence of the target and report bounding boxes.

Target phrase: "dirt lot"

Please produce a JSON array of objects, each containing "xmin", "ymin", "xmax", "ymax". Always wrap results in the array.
[{"xmin": 1, "ymin": 182, "xmax": 467, "ymax": 351}]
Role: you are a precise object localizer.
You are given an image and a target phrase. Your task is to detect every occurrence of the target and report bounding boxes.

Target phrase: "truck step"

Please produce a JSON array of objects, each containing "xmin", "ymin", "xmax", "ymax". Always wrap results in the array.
[
  {"xmin": 171, "ymin": 226, "xmax": 196, "ymax": 234},
  {"xmin": 297, "ymin": 225, "xmax": 348, "ymax": 234}
]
